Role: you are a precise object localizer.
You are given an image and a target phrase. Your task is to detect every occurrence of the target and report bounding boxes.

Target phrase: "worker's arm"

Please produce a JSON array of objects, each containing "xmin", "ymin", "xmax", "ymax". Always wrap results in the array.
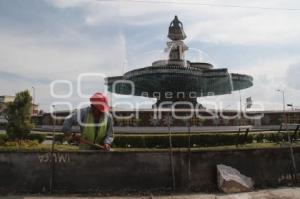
[
  {"xmin": 103, "ymin": 113, "xmax": 114, "ymax": 147},
  {"xmin": 62, "ymin": 111, "xmax": 78, "ymax": 134},
  {"xmin": 61, "ymin": 110, "xmax": 82, "ymax": 142}
]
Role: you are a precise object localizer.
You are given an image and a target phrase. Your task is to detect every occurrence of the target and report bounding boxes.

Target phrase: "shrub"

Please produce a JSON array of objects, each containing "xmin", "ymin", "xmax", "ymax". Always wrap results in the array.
[
  {"xmin": 26, "ymin": 134, "xmax": 46, "ymax": 143},
  {"xmin": 113, "ymin": 133, "xmax": 254, "ymax": 148},
  {"xmin": 0, "ymin": 134, "xmax": 8, "ymax": 145},
  {"xmin": 254, "ymin": 133, "xmax": 265, "ymax": 143},
  {"xmin": 112, "ymin": 132, "xmax": 295, "ymax": 148},
  {"xmin": 4, "ymin": 140, "xmax": 39, "ymax": 148},
  {"xmin": 54, "ymin": 134, "xmax": 65, "ymax": 143}
]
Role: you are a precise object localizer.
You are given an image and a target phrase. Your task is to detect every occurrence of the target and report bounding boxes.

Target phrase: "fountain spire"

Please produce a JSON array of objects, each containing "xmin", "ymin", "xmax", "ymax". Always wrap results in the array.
[
  {"xmin": 168, "ymin": 15, "xmax": 187, "ymax": 41},
  {"xmin": 166, "ymin": 15, "xmax": 188, "ymax": 62}
]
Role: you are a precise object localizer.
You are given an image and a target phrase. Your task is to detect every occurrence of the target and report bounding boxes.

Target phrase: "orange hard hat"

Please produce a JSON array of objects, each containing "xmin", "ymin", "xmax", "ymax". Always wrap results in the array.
[{"xmin": 90, "ymin": 92, "xmax": 109, "ymax": 112}]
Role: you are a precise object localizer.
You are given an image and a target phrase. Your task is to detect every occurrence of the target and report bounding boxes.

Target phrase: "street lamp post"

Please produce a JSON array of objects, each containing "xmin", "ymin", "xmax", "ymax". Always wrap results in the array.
[
  {"xmin": 277, "ymin": 89, "xmax": 297, "ymax": 181},
  {"xmin": 276, "ymin": 89, "xmax": 287, "ymax": 124},
  {"xmin": 32, "ymin": 86, "xmax": 35, "ymax": 115},
  {"xmin": 51, "ymin": 105, "xmax": 56, "ymax": 152},
  {"xmin": 287, "ymin": 104, "xmax": 294, "ymax": 123},
  {"xmin": 49, "ymin": 105, "xmax": 56, "ymax": 193},
  {"xmin": 287, "ymin": 104, "xmax": 294, "ymax": 111},
  {"xmin": 239, "ymin": 90, "xmax": 243, "ymax": 126}
]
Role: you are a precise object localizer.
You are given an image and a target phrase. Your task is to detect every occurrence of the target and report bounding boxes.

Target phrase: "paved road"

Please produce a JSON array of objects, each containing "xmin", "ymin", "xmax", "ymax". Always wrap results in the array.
[{"xmin": 1, "ymin": 187, "xmax": 300, "ymax": 199}]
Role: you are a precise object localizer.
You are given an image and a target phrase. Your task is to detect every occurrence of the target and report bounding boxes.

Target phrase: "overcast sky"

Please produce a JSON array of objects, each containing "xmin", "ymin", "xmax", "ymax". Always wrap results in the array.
[{"xmin": 0, "ymin": 0, "xmax": 300, "ymax": 111}]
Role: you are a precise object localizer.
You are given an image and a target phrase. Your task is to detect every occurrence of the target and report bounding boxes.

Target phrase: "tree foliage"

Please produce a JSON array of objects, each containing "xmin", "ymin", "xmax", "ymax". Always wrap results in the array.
[{"xmin": 5, "ymin": 90, "xmax": 33, "ymax": 140}]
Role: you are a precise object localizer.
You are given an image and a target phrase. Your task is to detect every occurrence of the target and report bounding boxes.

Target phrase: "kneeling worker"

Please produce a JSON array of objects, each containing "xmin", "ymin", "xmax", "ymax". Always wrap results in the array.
[{"xmin": 62, "ymin": 93, "xmax": 114, "ymax": 151}]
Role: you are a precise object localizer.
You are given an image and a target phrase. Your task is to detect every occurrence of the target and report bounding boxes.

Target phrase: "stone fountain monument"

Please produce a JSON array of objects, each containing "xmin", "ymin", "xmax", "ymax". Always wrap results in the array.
[{"xmin": 105, "ymin": 16, "xmax": 253, "ymax": 108}]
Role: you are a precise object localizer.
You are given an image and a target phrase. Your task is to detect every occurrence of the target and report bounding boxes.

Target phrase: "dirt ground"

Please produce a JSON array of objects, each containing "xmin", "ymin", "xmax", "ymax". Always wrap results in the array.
[{"xmin": 1, "ymin": 187, "xmax": 300, "ymax": 199}]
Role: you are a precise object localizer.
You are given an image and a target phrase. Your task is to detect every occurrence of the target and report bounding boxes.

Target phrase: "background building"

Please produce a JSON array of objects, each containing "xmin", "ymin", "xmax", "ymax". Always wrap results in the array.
[
  {"xmin": 0, "ymin": 95, "xmax": 14, "ymax": 128},
  {"xmin": 0, "ymin": 95, "xmax": 14, "ymax": 112}
]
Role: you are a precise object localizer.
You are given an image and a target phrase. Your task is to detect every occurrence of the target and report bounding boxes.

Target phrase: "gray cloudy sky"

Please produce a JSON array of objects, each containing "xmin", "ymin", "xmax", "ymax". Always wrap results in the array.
[{"xmin": 0, "ymin": 0, "xmax": 300, "ymax": 111}]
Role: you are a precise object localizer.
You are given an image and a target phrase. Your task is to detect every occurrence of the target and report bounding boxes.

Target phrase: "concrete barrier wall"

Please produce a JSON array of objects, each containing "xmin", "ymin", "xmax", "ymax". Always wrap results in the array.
[{"xmin": 0, "ymin": 147, "xmax": 299, "ymax": 194}]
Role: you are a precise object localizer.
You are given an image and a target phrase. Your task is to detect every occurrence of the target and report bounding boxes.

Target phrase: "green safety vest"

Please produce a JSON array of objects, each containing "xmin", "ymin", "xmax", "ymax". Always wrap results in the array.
[{"xmin": 81, "ymin": 111, "xmax": 108, "ymax": 150}]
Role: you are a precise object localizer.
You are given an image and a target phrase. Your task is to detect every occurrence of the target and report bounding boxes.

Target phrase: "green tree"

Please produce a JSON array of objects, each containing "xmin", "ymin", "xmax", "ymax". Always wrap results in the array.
[{"xmin": 5, "ymin": 90, "xmax": 33, "ymax": 140}]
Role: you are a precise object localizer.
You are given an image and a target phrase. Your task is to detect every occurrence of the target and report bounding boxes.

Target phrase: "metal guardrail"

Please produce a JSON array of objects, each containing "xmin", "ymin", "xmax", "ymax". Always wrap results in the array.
[
  {"xmin": 277, "ymin": 123, "xmax": 300, "ymax": 183},
  {"xmin": 34, "ymin": 125, "xmax": 260, "ymax": 134},
  {"xmin": 235, "ymin": 126, "xmax": 251, "ymax": 147},
  {"xmin": 278, "ymin": 123, "xmax": 300, "ymax": 142}
]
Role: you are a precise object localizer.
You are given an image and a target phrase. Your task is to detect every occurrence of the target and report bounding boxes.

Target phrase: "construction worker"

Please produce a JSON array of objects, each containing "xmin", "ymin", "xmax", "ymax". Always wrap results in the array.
[{"xmin": 62, "ymin": 93, "xmax": 114, "ymax": 151}]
